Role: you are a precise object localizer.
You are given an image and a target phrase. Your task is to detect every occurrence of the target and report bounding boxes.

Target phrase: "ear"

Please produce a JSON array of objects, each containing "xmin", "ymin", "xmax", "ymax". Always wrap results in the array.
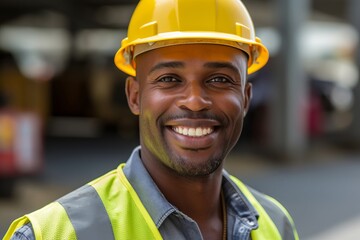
[
  {"xmin": 243, "ymin": 81, "xmax": 252, "ymax": 117},
  {"xmin": 125, "ymin": 76, "xmax": 140, "ymax": 115}
]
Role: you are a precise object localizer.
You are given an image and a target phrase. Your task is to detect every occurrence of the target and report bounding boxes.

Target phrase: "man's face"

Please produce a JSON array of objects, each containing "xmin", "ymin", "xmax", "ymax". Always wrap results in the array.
[{"xmin": 126, "ymin": 44, "xmax": 251, "ymax": 177}]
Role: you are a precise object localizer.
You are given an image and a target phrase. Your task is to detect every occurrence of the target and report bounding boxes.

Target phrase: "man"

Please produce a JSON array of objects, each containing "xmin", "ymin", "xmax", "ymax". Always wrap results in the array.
[{"xmin": 5, "ymin": 0, "xmax": 299, "ymax": 239}]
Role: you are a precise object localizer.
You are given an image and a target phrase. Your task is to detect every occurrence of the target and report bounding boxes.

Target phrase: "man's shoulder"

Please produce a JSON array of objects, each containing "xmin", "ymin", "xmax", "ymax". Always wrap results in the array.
[
  {"xmin": 6, "ymin": 167, "xmax": 122, "ymax": 240},
  {"xmin": 227, "ymin": 174, "xmax": 291, "ymax": 220},
  {"xmin": 227, "ymin": 175, "xmax": 298, "ymax": 239},
  {"xmin": 246, "ymin": 185, "xmax": 289, "ymax": 217},
  {"xmin": 246, "ymin": 185, "xmax": 297, "ymax": 239}
]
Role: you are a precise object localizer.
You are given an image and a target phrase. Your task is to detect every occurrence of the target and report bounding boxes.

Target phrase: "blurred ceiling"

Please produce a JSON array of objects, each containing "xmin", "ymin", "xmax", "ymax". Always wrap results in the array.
[
  {"xmin": 0, "ymin": 0, "xmax": 356, "ymax": 84},
  {"xmin": 0, "ymin": 0, "xmax": 350, "ymax": 30},
  {"xmin": 0, "ymin": 0, "xmax": 137, "ymax": 29}
]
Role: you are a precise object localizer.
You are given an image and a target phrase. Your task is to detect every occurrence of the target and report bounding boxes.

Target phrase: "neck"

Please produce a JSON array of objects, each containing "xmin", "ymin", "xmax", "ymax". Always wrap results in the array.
[
  {"xmin": 165, "ymin": 172, "xmax": 223, "ymax": 219},
  {"xmin": 143, "ymin": 157, "xmax": 225, "ymax": 239}
]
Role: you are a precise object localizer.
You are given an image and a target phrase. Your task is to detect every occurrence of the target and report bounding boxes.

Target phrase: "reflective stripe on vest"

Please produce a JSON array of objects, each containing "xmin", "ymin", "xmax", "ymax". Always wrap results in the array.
[
  {"xmin": 5, "ymin": 164, "xmax": 297, "ymax": 240},
  {"xmin": 58, "ymin": 185, "xmax": 114, "ymax": 240}
]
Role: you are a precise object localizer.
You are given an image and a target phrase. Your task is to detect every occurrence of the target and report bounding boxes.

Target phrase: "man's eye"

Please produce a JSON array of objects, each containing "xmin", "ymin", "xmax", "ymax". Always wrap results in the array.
[
  {"xmin": 208, "ymin": 77, "xmax": 231, "ymax": 83},
  {"xmin": 158, "ymin": 76, "xmax": 179, "ymax": 83}
]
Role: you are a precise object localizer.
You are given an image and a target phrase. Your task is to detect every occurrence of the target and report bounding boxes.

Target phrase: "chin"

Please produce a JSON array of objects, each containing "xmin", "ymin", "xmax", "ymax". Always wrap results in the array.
[{"xmin": 166, "ymin": 148, "xmax": 224, "ymax": 177}]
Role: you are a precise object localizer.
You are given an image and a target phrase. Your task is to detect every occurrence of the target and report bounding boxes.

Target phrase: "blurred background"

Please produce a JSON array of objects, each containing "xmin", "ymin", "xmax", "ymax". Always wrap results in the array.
[{"xmin": 0, "ymin": 0, "xmax": 360, "ymax": 239}]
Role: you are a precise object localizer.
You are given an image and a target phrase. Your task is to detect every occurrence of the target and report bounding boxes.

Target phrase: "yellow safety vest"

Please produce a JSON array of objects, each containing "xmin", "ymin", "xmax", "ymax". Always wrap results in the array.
[{"xmin": 4, "ymin": 163, "xmax": 298, "ymax": 240}]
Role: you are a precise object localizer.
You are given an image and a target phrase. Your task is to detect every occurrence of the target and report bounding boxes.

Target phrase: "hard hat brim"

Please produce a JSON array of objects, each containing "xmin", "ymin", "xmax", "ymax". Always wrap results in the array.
[{"xmin": 114, "ymin": 31, "xmax": 269, "ymax": 76}]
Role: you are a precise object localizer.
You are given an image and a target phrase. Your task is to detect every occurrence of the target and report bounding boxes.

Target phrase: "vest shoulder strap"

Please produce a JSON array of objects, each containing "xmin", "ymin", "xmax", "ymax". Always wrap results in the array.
[
  {"xmin": 247, "ymin": 186, "xmax": 299, "ymax": 240},
  {"xmin": 230, "ymin": 175, "xmax": 299, "ymax": 240},
  {"xmin": 90, "ymin": 164, "xmax": 162, "ymax": 240}
]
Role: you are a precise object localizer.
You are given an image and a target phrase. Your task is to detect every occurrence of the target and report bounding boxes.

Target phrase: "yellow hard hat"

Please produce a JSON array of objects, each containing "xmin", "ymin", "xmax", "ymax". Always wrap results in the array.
[{"xmin": 114, "ymin": 0, "xmax": 269, "ymax": 76}]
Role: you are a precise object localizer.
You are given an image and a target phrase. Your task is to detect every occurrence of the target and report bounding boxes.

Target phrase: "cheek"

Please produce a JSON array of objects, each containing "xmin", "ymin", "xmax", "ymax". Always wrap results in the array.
[
  {"xmin": 221, "ymin": 94, "xmax": 246, "ymax": 138},
  {"xmin": 139, "ymin": 90, "xmax": 174, "ymax": 126},
  {"xmin": 138, "ymin": 91, "xmax": 177, "ymax": 160},
  {"xmin": 213, "ymin": 94, "xmax": 245, "ymax": 151},
  {"xmin": 221, "ymin": 93, "xmax": 245, "ymax": 118}
]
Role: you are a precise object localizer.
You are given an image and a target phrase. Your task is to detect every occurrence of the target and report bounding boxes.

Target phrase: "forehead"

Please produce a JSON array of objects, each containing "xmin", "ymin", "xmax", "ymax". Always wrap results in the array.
[{"xmin": 135, "ymin": 44, "xmax": 248, "ymax": 73}]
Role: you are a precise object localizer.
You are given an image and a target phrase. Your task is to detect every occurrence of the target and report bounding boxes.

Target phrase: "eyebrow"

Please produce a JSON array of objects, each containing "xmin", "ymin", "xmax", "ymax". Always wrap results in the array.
[
  {"xmin": 149, "ymin": 61, "xmax": 185, "ymax": 74},
  {"xmin": 203, "ymin": 62, "xmax": 239, "ymax": 74},
  {"xmin": 148, "ymin": 61, "xmax": 240, "ymax": 75}
]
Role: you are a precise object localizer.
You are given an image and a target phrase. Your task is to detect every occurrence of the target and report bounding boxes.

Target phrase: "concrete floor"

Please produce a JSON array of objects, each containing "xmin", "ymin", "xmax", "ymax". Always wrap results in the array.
[{"xmin": 1, "ymin": 136, "xmax": 360, "ymax": 239}]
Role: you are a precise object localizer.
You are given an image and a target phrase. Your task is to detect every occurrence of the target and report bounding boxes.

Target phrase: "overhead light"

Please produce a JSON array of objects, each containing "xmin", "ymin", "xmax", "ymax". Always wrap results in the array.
[{"xmin": 0, "ymin": 26, "xmax": 70, "ymax": 81}]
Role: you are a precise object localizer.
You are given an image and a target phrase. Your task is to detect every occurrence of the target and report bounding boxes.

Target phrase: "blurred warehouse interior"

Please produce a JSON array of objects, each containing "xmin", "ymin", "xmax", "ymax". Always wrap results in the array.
[
  {"xmin": 0, "ymin": 0, "xmax": 360, "ymax": 162},
  {"xmin": 2, "ymin": 1, "xmax": 360, "ymax": 238}
]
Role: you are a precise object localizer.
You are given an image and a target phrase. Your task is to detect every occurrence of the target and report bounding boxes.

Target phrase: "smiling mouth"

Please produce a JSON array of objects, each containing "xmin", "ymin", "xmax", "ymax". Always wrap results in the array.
[{"xmin": 172, "ymin": 126, "xmax": 214, "ymax": 137}]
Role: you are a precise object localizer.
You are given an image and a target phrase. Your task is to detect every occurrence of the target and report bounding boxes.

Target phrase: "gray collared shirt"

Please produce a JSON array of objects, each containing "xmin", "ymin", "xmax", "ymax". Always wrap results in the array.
[{"xmin": 10, "ymin": 146, "xmax": 259, "ymax": 240}]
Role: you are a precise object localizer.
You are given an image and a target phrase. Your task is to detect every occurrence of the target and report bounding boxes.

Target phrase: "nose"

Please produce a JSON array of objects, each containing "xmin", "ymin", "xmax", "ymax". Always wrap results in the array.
[{"xmin": 176, "ymin": 82, "xmax": 212, "ymax": 112}]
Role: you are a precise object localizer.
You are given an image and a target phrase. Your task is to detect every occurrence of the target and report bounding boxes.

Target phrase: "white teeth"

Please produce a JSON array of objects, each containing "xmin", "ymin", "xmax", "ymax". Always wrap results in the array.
[
  {"xmin": 172, "ymin": 127, "xmax": 214, "ymax": 137},
  {"xmin": 188, "ymin": 128, "xmax": 195, "ymax": 136},
  {"xmin": 195, "ymin": 128, "xmax": 202, "ymax": 136}
]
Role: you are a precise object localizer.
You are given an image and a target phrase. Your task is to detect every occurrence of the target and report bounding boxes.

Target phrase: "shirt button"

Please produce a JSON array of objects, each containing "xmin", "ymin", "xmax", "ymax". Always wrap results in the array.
[{"xmin": 246, "ymin": 219, "xmax": 255, "ymax": 226}]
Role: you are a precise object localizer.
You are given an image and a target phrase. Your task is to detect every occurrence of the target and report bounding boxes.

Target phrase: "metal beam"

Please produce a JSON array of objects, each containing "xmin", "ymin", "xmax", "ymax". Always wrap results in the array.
[
  {"xmin": 270, "ymin": 0, "xmax": 311, "ymax": 161},
  {"xmin": 347, "ymin": 0, "xmax": 360, "ymax": 145}
]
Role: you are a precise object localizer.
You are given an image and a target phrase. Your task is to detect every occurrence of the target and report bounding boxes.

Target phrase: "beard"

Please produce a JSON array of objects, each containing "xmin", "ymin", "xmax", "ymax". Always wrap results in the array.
[{"xmin": 162, "ymin": 139, "xmax": 227, "ymax": 177}]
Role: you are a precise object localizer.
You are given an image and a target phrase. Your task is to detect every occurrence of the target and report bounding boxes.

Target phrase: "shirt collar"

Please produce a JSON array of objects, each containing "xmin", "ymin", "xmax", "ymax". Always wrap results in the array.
[
  {"xmin": 222, "ymin": 170, "xmax": 259, "ymax": 227},
  {"xmin": 122, "ymin": 146, "xmax": 258, "ymax": 228}
]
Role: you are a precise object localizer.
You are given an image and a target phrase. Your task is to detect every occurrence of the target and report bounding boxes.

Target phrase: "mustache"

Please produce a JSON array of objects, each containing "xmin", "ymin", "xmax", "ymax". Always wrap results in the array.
[{"xmin": 161, "ymin": 111, "xmax": 228, "ymax": 125}]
